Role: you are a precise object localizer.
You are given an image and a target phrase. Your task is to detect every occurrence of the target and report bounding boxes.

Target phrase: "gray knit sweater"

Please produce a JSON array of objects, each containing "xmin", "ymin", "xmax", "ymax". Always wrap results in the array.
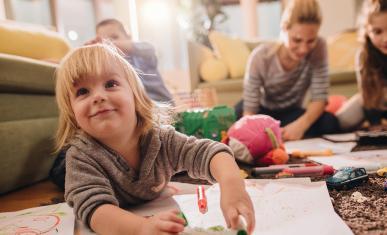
[
  {"xmin": 243, "ymin": 37, "xmax": 329, "ymax": 113},
  {"xmin": 64, "ymin": 125, "xmax": 233, "ymax": 226}
]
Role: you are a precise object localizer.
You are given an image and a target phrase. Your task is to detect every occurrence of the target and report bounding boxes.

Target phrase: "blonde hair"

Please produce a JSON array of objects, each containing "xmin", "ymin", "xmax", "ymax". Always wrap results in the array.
[
  {"xmin": 357, "ymin": 0, "xmax": 387, "ymax": 109},
  {"xmin": 281, "ymin": 0, "xmax": 322, "ymax": 29},
  {"xmin": 55, "ymin": 43, "xmax": 173, "ymax": 152}
]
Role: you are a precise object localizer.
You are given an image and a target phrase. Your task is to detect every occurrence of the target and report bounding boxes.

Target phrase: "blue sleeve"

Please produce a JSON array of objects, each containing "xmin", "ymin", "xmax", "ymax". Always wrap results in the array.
[{"xmin": 130, "ymin": 42, "xmax": 157, "ymax": 68}]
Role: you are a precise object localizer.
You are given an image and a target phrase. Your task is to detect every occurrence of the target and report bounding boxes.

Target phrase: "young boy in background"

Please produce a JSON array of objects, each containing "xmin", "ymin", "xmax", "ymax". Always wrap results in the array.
[{"xmin": 86, "ymin": 18, "xmax": 174, "ymax": 104}]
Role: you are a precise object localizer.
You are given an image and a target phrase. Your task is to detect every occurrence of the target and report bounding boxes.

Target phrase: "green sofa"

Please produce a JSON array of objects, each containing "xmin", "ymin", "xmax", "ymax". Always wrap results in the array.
[{"xmin": 0, "ymin": 53, "xmax": 58, "ymax": 194}]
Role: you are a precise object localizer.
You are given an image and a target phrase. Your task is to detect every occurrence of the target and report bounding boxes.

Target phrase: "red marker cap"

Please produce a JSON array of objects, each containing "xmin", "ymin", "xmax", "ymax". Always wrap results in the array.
[{"xmin": 196, "ymin": 186, "xmax": 207, "ymax": 214}]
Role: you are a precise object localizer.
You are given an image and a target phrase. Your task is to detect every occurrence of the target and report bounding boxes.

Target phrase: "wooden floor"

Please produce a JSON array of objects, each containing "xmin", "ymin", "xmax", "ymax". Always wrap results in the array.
[{"xmin": 0, "ymin": 180, "xmax": 64, "ymax": 212}]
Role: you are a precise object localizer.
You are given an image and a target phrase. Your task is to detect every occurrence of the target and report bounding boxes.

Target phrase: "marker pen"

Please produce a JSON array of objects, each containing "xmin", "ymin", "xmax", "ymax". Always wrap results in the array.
[
  {"xmin": 282, "ymin": 165, "xmax": 334, "ymax": 177},
  {"xmin": 251, "ymin": 163, "xmax": 318, "ymax": 176},
  {"xmin": 196, "ymin": 185, "xmax": 207, "ymax": 214}
]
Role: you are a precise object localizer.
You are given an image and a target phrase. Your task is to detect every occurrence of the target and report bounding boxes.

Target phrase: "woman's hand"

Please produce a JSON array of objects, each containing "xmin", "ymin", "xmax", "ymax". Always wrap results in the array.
[
  {"xmin": 282, "ymin": 119, "xmax": 308, "ymax": 141},
  {"xmin": 140, "ymin": 209, "xmax": 186, "ymax": 235},
  {"xmin": 220, "ymin": 181, "xmax": 255, "ymax": 234}
]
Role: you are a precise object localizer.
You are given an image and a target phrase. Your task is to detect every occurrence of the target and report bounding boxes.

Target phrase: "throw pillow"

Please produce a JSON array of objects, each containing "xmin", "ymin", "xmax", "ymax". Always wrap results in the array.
[
  {"xmin": 327, "ymin": 30, "xmax": 361, "ymax": 72},
  {"xmin": 209, "ymin": 31, "xmax": 251, "ymax": 78},
  {"xmin": 200, "ymin": 57, "xmax": 228, "ymax": 82},
  {"xmin": 0, "ymin": 21, "xmax": 71, "ymax": 62}
]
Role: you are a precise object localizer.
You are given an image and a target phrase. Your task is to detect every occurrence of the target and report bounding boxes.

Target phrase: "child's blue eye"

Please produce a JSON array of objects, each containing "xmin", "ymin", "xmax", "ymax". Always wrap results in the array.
[
  {"xmin": 106, "ymin": 80, "xmax": 119, "ymax": 88},
  {"xmin": 76, "ymin": 88, "xmax": 88, "ymax": 97}
]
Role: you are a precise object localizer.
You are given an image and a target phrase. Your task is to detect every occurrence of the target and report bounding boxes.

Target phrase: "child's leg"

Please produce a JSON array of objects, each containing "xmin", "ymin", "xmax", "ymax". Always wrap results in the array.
[{"xmin": 336, "ymin": 93, "xmax": 364, "ymax": 131}]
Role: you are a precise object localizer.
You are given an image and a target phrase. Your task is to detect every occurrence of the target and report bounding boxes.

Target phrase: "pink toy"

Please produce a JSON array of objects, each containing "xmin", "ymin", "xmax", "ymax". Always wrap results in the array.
[{"xmin": 226, "ymin": 115, "xmax": 288, "ymax": 165}]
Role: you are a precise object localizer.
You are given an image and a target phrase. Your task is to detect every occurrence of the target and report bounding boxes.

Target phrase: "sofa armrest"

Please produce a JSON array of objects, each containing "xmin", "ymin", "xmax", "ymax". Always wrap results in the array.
[
  {"xmin": 0, "ymin": 53, "xmax": 57, "ymax": 94},
  {"xmin": 329, "ymin": 70, "xmax": 356, "ymax": 85}
]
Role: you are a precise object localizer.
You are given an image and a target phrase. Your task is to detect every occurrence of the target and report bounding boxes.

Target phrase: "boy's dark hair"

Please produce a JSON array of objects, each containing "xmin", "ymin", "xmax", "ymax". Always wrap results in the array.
[{"xmin": 96, "ymin": 18, "xmax": 131, "ymax": 39}]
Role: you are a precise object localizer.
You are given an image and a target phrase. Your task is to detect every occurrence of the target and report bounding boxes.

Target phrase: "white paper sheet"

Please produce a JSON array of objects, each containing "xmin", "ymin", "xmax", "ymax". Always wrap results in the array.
[
  {"xmin": 309, "ymin": 150, "xmax": 387, "ymax": 173},
  {"xmin": 173, "ymin": 180, "xmax": 353, "ymax": 235},
  {"xmin": 6, "ymin": 180, "xmax": 352, "ymax": 235},
  {"xmin": 285, "ymin": 138, "xmax": 357, "ymax": 154},
  {"xmin": 0, "ymin": 203, "xmax": 74, "ymax": 235}
]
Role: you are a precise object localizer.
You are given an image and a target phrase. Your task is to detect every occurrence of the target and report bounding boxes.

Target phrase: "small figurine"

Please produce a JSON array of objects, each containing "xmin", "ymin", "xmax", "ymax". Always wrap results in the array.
[
  {"xmin": 326, "ymin": 167, "xmax": 368, "ymax": 190},
  {"xmin": 376, "ymin": 167, "xmax": 387, "ymax": 177}
]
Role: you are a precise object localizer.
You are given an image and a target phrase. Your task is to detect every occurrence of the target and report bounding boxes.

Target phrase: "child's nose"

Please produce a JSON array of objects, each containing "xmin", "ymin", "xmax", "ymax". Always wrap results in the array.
[{"xmin": 92, "ymin": 91, "xmax": 107, "ymax": 104}]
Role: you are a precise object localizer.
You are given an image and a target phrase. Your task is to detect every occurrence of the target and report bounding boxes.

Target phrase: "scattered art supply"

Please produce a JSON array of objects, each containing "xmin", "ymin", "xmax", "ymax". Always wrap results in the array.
[
  {"xmin": 291, "ymin": 149, "xmax": 333, "ymax": 158},
  {"xmin": 251, "ymin": 163, "xmax": 318, "ymax": 176},
  {"xmin": 280, "ymin": 165, "xmax": 335, "ymax": 177}
]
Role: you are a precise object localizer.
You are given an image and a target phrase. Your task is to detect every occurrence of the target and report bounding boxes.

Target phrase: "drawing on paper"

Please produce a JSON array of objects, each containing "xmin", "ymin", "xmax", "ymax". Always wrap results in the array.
[{"xmin": 0, "ymin": 203, "xmax": 74, "ymax": 235}]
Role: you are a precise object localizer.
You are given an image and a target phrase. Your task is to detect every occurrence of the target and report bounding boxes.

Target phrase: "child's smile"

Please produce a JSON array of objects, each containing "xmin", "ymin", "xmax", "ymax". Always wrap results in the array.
[{"xmin": 89, "ymin": 107, "xmax": 117, "ymax": 118}]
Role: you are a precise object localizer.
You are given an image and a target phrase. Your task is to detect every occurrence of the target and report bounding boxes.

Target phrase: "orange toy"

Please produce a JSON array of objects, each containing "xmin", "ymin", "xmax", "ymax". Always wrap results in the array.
[{"xmin": 257, "ymin": 128, "xmax": 289, "ymax": 166}]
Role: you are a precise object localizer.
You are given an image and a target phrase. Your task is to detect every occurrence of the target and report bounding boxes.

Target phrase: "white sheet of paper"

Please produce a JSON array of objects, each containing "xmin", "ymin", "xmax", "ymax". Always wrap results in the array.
[
  {"xmin": 310, "ymin": 150, "xmax": 387, "ymax": 173},
  {"xmin": 285, "ymin": 138, "xmax": 356, "ymax": 154},
  {"xmin": 174, "ymin": 180, "xmax": 353, "ymax": 235},
  {"xmin": 0, "ymin": 203, "xmax": 74, "ymax": 235}
]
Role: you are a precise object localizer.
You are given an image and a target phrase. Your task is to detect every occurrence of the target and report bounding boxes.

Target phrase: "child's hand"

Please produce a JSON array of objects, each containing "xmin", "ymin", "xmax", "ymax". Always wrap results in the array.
[
  {"xmin": 140, "ymin": 209, "xmax": 185, "ymax": 235},
  {"xmin": 220, "ymin": 184, "xmax": 255, "ymax": 234}
]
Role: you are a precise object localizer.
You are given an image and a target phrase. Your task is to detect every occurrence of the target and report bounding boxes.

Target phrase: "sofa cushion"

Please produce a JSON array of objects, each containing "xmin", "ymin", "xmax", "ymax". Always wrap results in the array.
[
  {"xmin": 200, "ymin": 57, "xmax": 228, "ymax": 82},
  {"xmin": 0, "ymin": 53, "xmax": 57, "ymax": 94},
  {"xmin": 209, "ymin": 31, "xmax": 251, "ymax": 79},
  {"xmin": 0, "ymin": 93, "xmax": 57, "ymax": 122},
  {"xmin": 327, "ymin": 30, "xmax": 361, "ymax": 73},
  {"xmin": 0, "ymin": 21, "xmax": 70, "ymax": 62},
  {"xmin": 0, "ymin": 117, "xmax": 58, "ymax": 194}
]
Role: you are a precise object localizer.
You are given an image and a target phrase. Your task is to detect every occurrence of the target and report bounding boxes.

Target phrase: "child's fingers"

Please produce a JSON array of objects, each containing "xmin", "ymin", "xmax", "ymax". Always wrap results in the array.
[
  {"xmin": 159, "ymin": 210, "xmax": 186, "ymax": 225},
  {"xmin": 156, "ymin": 220, "xmax": 185, "ymax": 233},
  {"xmin": 239, "ymin": 209, "xmax": 255, "ymax": 234},
  {"xmin": 225, "ymin": 207, "xmax": 239, "ymax": 229}
]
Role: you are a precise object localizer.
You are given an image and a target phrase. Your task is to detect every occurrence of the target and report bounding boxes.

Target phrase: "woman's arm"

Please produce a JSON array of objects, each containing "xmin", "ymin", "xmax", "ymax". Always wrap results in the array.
[{"xmin": 282, "ymin": 100, "xmax": 325, "ymax": 140}]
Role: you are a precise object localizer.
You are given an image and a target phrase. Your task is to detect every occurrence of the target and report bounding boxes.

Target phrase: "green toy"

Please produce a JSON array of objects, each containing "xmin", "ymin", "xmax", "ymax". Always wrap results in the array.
[{"xmin": 174, "ymin": 106, "xmax": 236, "ymax": 141}]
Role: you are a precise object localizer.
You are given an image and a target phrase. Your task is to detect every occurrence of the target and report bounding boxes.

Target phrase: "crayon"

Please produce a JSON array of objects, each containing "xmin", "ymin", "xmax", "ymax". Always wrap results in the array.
[
  {"xmin": 291, "ymin": 149, "xmax": 333, "ymax": 158},
  {"xmin": 235, "ymin": 215, "xmax": 248, "ymax": 235},
  {"xmin": 178, "ymin": 212, "xmax": 188, "ymax": 226}
]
